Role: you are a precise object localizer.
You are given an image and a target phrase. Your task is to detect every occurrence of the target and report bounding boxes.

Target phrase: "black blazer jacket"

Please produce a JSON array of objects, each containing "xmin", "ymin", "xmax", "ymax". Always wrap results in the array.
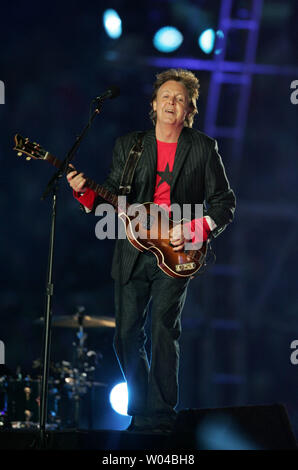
[{"xmin": 83, "ymin": 127, "xmax": 236, "ymax": 284}]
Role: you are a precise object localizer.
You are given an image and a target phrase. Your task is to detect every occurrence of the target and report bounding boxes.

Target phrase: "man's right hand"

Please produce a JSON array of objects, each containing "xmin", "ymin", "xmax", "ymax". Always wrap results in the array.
[{"xmin": 66, "ymin": 164, "xmax": 87, "ymax": 194}]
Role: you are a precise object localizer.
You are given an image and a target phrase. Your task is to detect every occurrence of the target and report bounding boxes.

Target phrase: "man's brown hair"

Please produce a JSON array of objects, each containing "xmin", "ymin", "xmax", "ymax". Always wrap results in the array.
[{"xmin": 149, "ymin": 68, "xmax": 200, "ymax": 128}]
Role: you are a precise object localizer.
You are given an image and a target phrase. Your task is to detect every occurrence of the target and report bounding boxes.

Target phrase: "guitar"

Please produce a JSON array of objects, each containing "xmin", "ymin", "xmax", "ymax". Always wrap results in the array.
[{"xmin": 13, "ymin": 134, "xmax": 209, "ymax": 279}]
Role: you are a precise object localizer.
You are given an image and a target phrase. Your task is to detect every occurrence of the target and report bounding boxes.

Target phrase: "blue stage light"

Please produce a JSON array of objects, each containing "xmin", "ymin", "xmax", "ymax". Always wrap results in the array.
[
  {"xmin": 103, "ymin": 9, "xmax": 122, "ymax": 39},
  {"xmin": 198, "ymin": 28, "xmax": 215, "ymax": 54},
  {"xmin": 214, "ymin": 30, "xmax": 224, "ymax": 55},
  {"xmin": 153, "ymin": 26, "xmax": 183, "ymax": 53},
  {"xmin": 197, "ymin": 415, "xmax": 259, "ymax": 450},
  {"xmin": 109, "ymin": 382, "xmax": 128, "ymax": 416}
]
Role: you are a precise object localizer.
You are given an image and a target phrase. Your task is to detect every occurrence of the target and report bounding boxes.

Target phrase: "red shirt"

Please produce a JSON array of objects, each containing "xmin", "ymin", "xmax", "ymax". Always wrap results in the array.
[{"xmin": 153, "ymin": 139, "xmax": 177, "ymax": 210}]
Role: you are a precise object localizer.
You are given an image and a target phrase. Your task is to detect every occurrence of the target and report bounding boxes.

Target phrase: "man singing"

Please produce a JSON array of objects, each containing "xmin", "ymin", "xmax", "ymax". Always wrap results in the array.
[{"xmin": 66, "ymin": 68, "xmax": 236, "ymax": 434}]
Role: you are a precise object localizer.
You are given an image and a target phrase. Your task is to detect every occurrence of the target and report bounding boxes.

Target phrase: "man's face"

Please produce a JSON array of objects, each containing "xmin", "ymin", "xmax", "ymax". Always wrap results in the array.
[{"xmin": 152, "ymin": 80, "xmax": 190, "ymax": 129}]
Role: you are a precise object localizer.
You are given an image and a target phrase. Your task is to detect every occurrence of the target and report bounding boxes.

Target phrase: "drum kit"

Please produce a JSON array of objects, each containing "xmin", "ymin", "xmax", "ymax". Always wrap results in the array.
[{"xmin": 0, "ymin": 307, "xmax": 115, "ymax": 430}]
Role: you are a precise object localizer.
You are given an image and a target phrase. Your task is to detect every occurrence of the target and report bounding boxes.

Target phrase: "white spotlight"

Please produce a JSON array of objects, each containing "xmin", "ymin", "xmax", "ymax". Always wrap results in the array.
[
  {"xmin": 103, "ymin": 9, "xmax": 122, "ymax": 39},
  {"xmin": 109, "ymin": 382, "xmax": 128, "ymax": 416},
  {"xmin": 153, "ymin": 26, "xmax": 183, "ymax": 53},
  {"xmin": 198, "ymin": 28, "xmax": 215, "ymax": 54}
]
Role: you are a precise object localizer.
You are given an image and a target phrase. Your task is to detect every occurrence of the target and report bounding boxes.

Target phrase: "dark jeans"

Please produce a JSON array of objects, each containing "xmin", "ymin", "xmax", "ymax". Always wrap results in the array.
[{"xmin": 113, "ymin": 250, "xmax": 190, "ymax": 426}]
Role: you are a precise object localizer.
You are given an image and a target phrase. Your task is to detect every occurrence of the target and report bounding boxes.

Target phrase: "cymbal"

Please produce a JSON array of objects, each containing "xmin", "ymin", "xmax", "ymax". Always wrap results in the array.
[{"xmin": 34, "ymin": 314, "xmax": 115, "ymax": 328}]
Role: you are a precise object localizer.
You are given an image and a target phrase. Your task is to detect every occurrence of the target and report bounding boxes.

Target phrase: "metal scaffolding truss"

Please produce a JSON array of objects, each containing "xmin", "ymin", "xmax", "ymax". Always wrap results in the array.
[
  {"xmin": 204, "ymin": 0, "xmax": 263, "ymax": 159},
  {"xmin": 147, "ymin": 0, "xmax": 297, "ymax": 407},
  {"xmin": 203, "ymin": 0, "xmax": 264, "ymax": 406}
]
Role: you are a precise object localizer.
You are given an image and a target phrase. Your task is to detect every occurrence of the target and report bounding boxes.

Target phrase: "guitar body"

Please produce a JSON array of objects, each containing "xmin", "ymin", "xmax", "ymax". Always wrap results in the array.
[{"xmin": 118, "ymin": 202, "xmax": 208, "ymax": 279}]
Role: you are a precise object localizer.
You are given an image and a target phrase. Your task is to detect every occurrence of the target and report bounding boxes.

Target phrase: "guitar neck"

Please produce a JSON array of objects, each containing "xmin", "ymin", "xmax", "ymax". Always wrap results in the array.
[{"xmin": 47, "ymin": 152, "xmax": 125, "ymax": 213}]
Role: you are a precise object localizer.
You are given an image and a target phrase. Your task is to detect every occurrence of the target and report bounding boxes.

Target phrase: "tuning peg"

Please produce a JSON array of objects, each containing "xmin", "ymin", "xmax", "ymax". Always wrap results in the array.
[
  {"xmin": 17, "ymin": 152, "xmax": 23, "ymax": 157},
  {"xmin": 26, "ymin": 157, "xmax": 31, "ymax": 161}
]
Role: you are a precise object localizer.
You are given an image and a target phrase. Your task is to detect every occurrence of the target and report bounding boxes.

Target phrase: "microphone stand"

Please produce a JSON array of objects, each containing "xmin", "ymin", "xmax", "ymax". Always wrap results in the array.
[{"xmin": 33, "ymin": 97, "xmax": 105, "ymax": 449}]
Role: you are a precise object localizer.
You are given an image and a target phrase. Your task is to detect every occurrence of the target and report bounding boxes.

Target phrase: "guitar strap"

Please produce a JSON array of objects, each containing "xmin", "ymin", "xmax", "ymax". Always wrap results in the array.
[{"xmin": 118, "ymin": 131, "xmax": 146, "ymax": 195}]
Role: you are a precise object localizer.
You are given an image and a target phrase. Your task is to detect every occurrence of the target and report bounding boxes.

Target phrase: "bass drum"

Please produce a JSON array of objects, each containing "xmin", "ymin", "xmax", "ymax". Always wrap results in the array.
[
  {"xmin": 6, "ymin": 376, "xmax": 60, "ymax": 429},
  {"xmin": 7, "ymin": 377, "xmax": 40, "ymax": 428},
  {"xmin": 0, "ymin": 376, "xmax": 8, "ymax": 426}
]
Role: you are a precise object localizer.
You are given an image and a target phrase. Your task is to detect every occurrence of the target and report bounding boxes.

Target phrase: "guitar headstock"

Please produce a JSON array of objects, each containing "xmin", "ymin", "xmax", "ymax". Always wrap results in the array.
[{"xmin": 13, "ymin": 134, "xmax": 48, "ymax": 161}]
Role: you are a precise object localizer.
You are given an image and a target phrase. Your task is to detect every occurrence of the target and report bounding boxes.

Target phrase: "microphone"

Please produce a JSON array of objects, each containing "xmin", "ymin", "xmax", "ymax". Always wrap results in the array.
[{"xmin": 95, "ymin": 86, "xmax": 120, "ymax": 102}]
